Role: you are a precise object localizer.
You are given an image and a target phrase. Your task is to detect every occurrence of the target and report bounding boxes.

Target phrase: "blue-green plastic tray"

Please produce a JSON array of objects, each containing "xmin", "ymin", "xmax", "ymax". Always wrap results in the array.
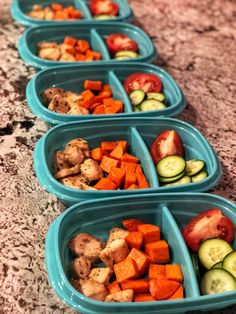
[
  {"xmin": 18, "ymin": 23, "xmax": 157, "ymax": 70},
  {"xmin": 26, "ymin": 63, "xmax": 186, "ymax": 125},
  {"xmin": 45, "ymin": 192, "xmax": 236, "ymax": 313},
  {"xmin": 11, "ymin": 0, "xmax": 134, "ymax": 27},
  {"xmin": 34, "ymin": 117, "xmax": 221, "ymax": 206}
]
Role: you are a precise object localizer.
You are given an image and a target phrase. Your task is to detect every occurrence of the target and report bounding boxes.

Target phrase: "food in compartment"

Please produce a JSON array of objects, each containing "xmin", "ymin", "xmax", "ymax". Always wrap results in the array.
[
  {"xmin": 182, "ymin": 209, "xmax": 236, "ymax": 295},
  {"xmin": 106, "ymin": 33, "xmax": 140, "ymax": 60},
  {"xmin": 89, "ymin": 0, "xmax": 119, "ymax": 19},
  {"xmin": 28, "ymin": 3, "xmax": 82, "ymax": 20},
  {"xmin": 68, "ymin": 219, "xmax": 185, "ymax": 302},
  {"xmin": 37, "ymin": 37, "xmax": 101, "ymax": 62},
  {"xmin": 42, "ymin": 80, "xmax": 123, "ymax": 115},
  {"xmin": 123, "ymin": 73, "xmax": 166, "ymax": 112},
  {"xmin": 150, "ymin": 130, "xmax": 209, "ymax": 186},
  {"xmin": 53, "ymin": 139, "xmax": 149, "ymax": 190}
]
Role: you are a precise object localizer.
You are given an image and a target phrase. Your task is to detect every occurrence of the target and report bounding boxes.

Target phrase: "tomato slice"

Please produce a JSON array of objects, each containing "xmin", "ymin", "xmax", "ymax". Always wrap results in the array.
[
  {"xmin": 150, "ymin": 130, "xmax": 184, "ymax": 164},
  {"xmin": 123, "ymin": 73, "xmax": 162, "ymax": 95},
  {"xmin": 90, "ymin": 0, "xmax": 119, "ymax": 16},
  {"xmin": 182, "ymin": 208, "xmax": 235, "ymax": 252},
  {"xmin": 106, "ymin": 33, "xmax": 138, "ymax": 54}
]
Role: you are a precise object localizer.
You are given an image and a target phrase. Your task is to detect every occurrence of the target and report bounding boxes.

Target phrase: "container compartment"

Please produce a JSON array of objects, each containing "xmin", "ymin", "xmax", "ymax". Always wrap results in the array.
[
  {"xmin": 26, "ymin": 63, "xmax": 186, "ymax": 125},
  {"xmin": 45, "ymin": 192, "xmax": 236, "ymax": 313},
  {"xmin": 11, "ymin": 0, "xmax": 134, "ymax": 27},
  {"xmin": 18, "ymin": 23, "xmax": 157, "ymax": 69},
  {"xmin": 33, "ymin": 117, "xmax": 221, "ymax": 206}
]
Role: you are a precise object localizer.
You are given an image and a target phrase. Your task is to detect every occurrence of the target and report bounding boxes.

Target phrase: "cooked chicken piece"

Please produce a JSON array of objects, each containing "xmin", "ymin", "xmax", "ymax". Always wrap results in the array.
[
  {"xmin": 41, "ymin": 87, "xmax": 64, "ymax": 103},
  {"xmin": 71, "ymin": 256, "xmax": 91, "ymax": 279},
  {"xmin": 79, "ymin": 278, "xmax": 108, "ymax": 301},
  {"xmin": 83, "ymin": 238, "xmax": 104, "ymax": 262},
  {"xmin": 64, "ymin": 91, "xmax": 83, "ymax": 108},
  {"xmin": 71, "ymin": 279, "xmax": 81, "ymax": 291},
  {"xmin": 32, "ymin": 4, "xmax": 43, "ymax": 11},
  {"xmin": 59, "ymin": 53, "xmax": 75, "ymax": 62},
  {"xmin": 38, "ymin": 41, "xmax": 58, "ymax": 49},
  {"xmin": 64, "ymin": 145, "xmax": 85, "ymax": 166},
  {"xmin": 38, "ymin": 47, "xmax": 61, "ymax": 61},
  {"xmin": 28, "ymin": 10, "xmax": 45, "ymax": 19},
  {"xmin": 68, "ymin": 233, "xmax": 96, "ymax": 256},
  {"xmin": 89, "ymin": 267, "xmax": 112, "ymax": 285},
  {"xmin": 60, "ymin": 175, "xmax": 96, "ymax": 190},
  {"xmin": 44, "ymin": 7, "xmax": 54, "ymax": 20},
  {"xmin": 52, "ymin": 150, "xmax": 68, "ymax": 173},
  {"xmin": 99, "ymin": 239, "xmax": 129, "ymax": 269},
  {"xmin": 105, "ymin": 289, "xmax": 134, "ymax": 302},
  {"xmin": 107, "ymin": 228, "xmax": 130, "ymax": 245},
  {"xmin": 80, "ymin": 158, "xmax": 103, "ymax": 182},
  {"xmin": 49, "ymin": 94, "xmax": 70, "ymax": 113},
  {"xmin": 68, "ymin": 106, "xmax": 89, "ymax": 115},
  {"xmin": 64, "ymin": 138, "xmax": 90, "ymax": 160},
  {"xmin": 58, "ymin": 43, "xmax": 74, "ymax": 55},
  {"xmin": 54, "ymin": 164, "xmax": 80, "ymax": 179}
]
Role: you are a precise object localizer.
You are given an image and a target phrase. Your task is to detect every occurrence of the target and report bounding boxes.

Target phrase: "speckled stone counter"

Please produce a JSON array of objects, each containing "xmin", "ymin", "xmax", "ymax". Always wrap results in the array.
[{"xmin": 0, "ymin": 0, "xmax": 236, "ymax": 313}]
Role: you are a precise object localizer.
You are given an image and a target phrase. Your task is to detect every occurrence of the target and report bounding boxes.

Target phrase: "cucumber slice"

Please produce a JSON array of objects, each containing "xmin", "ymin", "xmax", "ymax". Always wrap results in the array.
[
  {"xmin": 223, "ymin": 251, "xmax": 236, "ymax": 279},
  {"xmin": 140, "ymin": 99, "xmax": 166, "ymax": 111},
  {"xmin": 212, "ymin": 262, "xmax": 223, "ymax": 269},
  {"xmin": 156, "ymin": 155, "xmax": 186, "ymax": 178},
  {"xmin": 186, "ymin": 159, "xmax": 205, "ymax": 176},
  {"xmin": 198, "ymin": 238, "xmax": 233, "ymax": 269},
  {"xmin": 159, "ymin": 171, "xmax": 185, "ymax": 183},
  {"xmin": 147, "ymin": 92, "xmax": 165, "ymax": 102},
  {"xmin": 114, "ymin": 51, "xmax": 139, "ymax": 59},
  {"xmin": 114, "ymin": 56, "xmax": 132, "ymax": 60},
  {"xmin": 163, "ymin": 175, "xmax": 191, "ymax": 186},
  {"xmin": 133, "ymin": 106, "xmax": 141, "ymax": 112},
  {"xmin": 191, "ymin": 254, "xmax": 201, "ymax": 282},
  {"xmin": 200, "ymin": 269, "xmax": 236, "ymax": 295},
  {"xmin": 191, "ymin": 170, "xmax": 208, "ymax": 183},
  {"xmin": 129, "ymin": 90, "xmax": 145, "ymax": 106},
  {"xmin": 93, "ymin": 14, "xmax": 115, "ymax": 20}
]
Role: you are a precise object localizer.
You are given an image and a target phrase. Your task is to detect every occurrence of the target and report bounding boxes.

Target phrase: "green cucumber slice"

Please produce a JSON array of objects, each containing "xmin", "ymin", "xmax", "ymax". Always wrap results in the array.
[
  {"xmin": 159, "ymin": 171, "xmax": 185, "ymax": 183},
  {"xmin": 129, "ymin": 90, "xmax": 145, "ymax": 106},
  {"xmin": 140, "ymin": 99, "xmax": 166, "ymax": 111},
  {"xmin": 212, "ymin": 262, "xmax": 223, "ymax": 269},
  {"xmin": 223, "ymin": 251, "xmax": 236, "ymax": 279},
  {"xmin": 93, "ymin": 15, "xmax": 115, "ymax": 20},
  {"xmin": 147, "ymin": 92, "xmax": 165, "ymax": 102},
  {"xmin": 198, "ymin": 238, "xmax": 233, "ymax": 269},
  {"xmin": 114, "ymin": 51, "xmax": 139, "ymax": 59},
  {"xmin": 191, "ymin": 170, "xmax": 208, "ymax": 183},
  {"xmin": 163, "ymin": 175, "xmax": 191, "ymax": 186},
  {"xmin": 200, "ymin": 268, "xmax": 236, "ymax": 295},
  {"xmin": 133, "ymin": 106, "xmax": 141, "ymax": 112},
  {"xmin": 186, "ymin": 159, "xmax": 205, "ymax": 176},
  {"xmin": 156, "ymin": 155, "xmax": 186, "ymax": 178}
]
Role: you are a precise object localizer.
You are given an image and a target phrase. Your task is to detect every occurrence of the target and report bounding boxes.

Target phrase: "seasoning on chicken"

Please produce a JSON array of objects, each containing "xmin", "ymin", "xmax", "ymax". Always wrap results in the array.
[
  {"xmin": 70, "ymin": 256, "xmax": 91, "ymax": 279},
  {"xmin": 42, "ymin": 87, "xmax": 65, "ymax": 103},
  {"xmin": 64, "ymin": 91, "xmax": 83, "ymax": 107},
  {"xmin": 79, "ymin": 278, "xmax": 108, "ymax": 301},
  {"xmin": 38, "ymin": 47, "xmax": 61, "ymax": 61},
  {"xmin": 80, "ymin": 158, "xmax": 103, "ymax": 182},
  {"xmin": 54, "ymin": 164, "xmax": 81, "ymax": 179},
  {"xmin": 105, "ymin": 289, "xmax": 134, "ymax": 302},
  {"xmin": 38, "ymin": 41, "xmax": 58, "ymax": 49},
  {"xmin": 99, "ymin": 239, "xmax": 129, "ymax": 268},
  {"xmin": 107, "ymin": 228, "xmax": 130, "ymax": 244},
  {"xmin": 83, "ymin": 238, "xmax": 104, "ymax": 262},
  {"xmin": 59, "ymin": 175, "xmax": 91, "ymax": 189},
  {"xmin": 69, "ymin": 233, "xmax": 96, "ymax": 256},
  {"xmin": 52, "ymin": 150, "xmax": 68, "ymax": 173},
  {"xmin": 63, "ymin": 138, "xmax": 90, "ymax": 165},
  {"xmin": 67, "ymin": 106, "xmax": 89, "ymax": 115},
  {"xmin": 48, "ymin": 94, "xmax": 70, "ymax": 114},
  {"xmin": 89, "ymin": 267, "xmax": 112, "ymax": 285},
  {"xmin": 59, "ymin": 53, "xmax": 75, "ymax": 62}
]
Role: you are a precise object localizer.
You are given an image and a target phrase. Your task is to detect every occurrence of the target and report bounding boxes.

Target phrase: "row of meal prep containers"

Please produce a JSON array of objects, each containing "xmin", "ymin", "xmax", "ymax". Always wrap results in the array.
[{"xmin": 12, "ymin": 1, "xmax": 236, "ymax": 313}]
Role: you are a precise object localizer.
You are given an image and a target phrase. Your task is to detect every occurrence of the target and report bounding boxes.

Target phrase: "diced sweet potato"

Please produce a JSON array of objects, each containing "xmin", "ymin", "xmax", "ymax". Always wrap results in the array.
[
  {"xmin": 134, "ymin": 294, "xmax": 155, "ymax": 302},
  {"xmin": 145, "ymin": 240, "xmax": 170, "ymax": 264},
  {"xmin": 114, "ymin": 258, "xmax": 139, "ymax": 283},
  {"xmin": 107, "ymin": 281, "xmax": 121, "ymax": 294},
  {"xmin": 138, "ymin": 224, "xmax": 160, "ymax": 243},
  {"xmin": 165, "ymin": 264, "xmax": 183, "ymax": 283},
  {"xmin": 149, "ymin": 279, "xmax": 180, "ymax": 300},
  {"xmin": 100, "ymin": 156, "xmax": 119, "ymax": 173},
  {"xmin": 125, "ymin": 231, "xmax": 143, "ymax": 250},
  {"xmin": 122, "ymin": 218, "xmax": 144, "ymax": 232},
  {"xmin": 148, "ymin": 264, "xmax": 166, "ymax": 280},
  {"xmin": 167, "ymin": 284, "xmax": 184, "ymax": 300},
  {"xmin": 128, "ymin": 248, "xmax": 149, "ymax": 276},
  {"xmin": 120, "ymin": 279, "xmax": 149, "ymax": 293}
]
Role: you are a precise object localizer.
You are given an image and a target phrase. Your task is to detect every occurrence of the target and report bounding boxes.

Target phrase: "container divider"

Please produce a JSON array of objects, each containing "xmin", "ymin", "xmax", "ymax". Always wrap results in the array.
[{"xmin": 90, "ymin": 29, "xmax": 110, "ymax": 61}]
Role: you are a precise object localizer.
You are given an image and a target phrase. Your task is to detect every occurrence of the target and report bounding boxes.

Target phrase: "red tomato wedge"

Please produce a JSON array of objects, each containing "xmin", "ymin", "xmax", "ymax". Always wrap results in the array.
[
  {"xmin": 90, "ymin": 0, "xmax": 119, "ymax": 16},
  {"xmin": 150, "ymin": 130, "xmax": 184, "ymax": 164},
  {"xmin": 182, "ymin": 208, "xmax": 235, "ymax": 252},
  {"xmin": 106, "ymin": 33, "xmax": 138, "ymax": 54},
  {"xmin": 123, "ymin": 73, "xmax": 162, "ymax": 95}
]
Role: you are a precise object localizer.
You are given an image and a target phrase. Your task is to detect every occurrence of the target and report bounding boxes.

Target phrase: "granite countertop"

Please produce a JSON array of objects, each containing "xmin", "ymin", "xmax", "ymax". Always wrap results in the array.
[{"xmin": 0, "ymin": 0, "xmax": 236, "ymax": 313}]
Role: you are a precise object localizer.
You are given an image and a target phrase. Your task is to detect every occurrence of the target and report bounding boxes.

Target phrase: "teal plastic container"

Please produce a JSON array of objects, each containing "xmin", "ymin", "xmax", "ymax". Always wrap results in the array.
[
  {"xmin": 34, "ymin": 117, "xmax": 221, "ymax": 206},
  {"xmin": 26, "ymin": 63, "xmax": 186, "ymax": 125},
  {"xmin": 18, "ymin": 23, "xmax": 157, "ymax": 70},
  {"xmin": 45, "ymin": 192, "xmax": 236, "ymax": 313},
  {"xmin": 11, "ymin": 0, "xmax": 134, "ymax": 27}
]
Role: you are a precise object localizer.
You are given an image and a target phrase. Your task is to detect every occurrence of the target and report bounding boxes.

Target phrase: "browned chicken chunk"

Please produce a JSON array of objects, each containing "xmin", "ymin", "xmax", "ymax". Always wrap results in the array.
[
  {"xmin": 107, "ymin": 228, "xmax": 130, "ymax": 244},
  {"xmin": 105, "ymin": 289, "xmax": 134, "ymax": 302},
  {"xmin": 79, "ymin": 278, "xmax": 108, "ymax": 301},
  {"xmin": 71, "ymin": 256, "xmax": 91, "ymax": 279},
  {"xmin": 64, "ymin": 138, "xmax": 90, "ymax": 161},
  {"xmin": 59, "ymin": 175, "xmax": 97, "ymax": 190},
  {"xmin": 54, "ymin": 164, "xmax": 81, "ymax": 179},
  {"xmin": 89, "ymin": 267, "xmax": 112, "ymax": 285},
  {"xmin": 68, "ymin": 233, "xmax": 96, "ymax": 256},
  {"xmin": 48, "ymin": 94, "xmax": 70, "ymax": 114},
  {"xmin": 42, "ymin": 87, "xmax": 64, "ymax": 103},
  {"xmin": 80, "ymin": 158, "xmax": 103, "ymax": 182},
  {"xmin": 83, "ymin": 238, "xmax": 104, "ymax": 262},
  {"xmin": 99, "ymin": 239, "xmax": 129, "ymax": 269}
]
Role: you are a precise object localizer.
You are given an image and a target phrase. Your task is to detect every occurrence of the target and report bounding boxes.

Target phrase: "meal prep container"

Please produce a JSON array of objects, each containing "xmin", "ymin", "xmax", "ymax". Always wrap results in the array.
[
  {"xmin": 34, "ymin": 117, "xmax": 221, "ymax": 206},
  {"xmin": 26, "ymin": 63, "xmax": 186, "ymax": 125},
  {"xmin": 11, "ymin": 0, "xmax": 134, "ymax": 27},
  {"xmin": 45, "ymin": 192, "xmax": 236, "ymax": 313},
  {"xmin": 18, "ymin": 23, "xmax": 157, "ymax": 70}
]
